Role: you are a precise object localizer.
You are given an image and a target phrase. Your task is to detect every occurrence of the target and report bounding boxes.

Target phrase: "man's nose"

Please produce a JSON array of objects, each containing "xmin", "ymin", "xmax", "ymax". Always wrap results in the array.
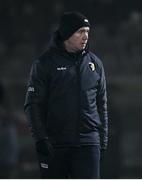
[{"xmin": 82, "ymin": 32, "xmax": 88, "ymax": 40}]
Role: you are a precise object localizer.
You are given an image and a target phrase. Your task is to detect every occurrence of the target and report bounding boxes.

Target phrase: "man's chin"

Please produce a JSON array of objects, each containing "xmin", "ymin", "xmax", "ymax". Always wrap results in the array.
[{"xmin": 80, "ymin": 45, "xmax": 86, "ymax": 50}]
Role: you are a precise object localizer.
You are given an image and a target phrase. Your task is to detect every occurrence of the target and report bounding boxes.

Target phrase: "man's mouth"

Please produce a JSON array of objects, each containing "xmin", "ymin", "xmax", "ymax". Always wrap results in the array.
[{"xmin": 82, "ymin": 42, "xmax": 87, "ymax": 45}]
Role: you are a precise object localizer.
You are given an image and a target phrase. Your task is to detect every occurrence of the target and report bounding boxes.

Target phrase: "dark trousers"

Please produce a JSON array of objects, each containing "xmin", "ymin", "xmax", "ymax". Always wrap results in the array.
[{"xmin": 37, "ymin": 145, "xmax": 100, "ymax": 179}]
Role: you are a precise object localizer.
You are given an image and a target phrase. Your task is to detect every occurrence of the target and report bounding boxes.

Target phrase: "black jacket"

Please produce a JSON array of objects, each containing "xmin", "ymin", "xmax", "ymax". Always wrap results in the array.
[{"xmin": 24, "ymin": 33, "xmax": 108, "ymax": 149}]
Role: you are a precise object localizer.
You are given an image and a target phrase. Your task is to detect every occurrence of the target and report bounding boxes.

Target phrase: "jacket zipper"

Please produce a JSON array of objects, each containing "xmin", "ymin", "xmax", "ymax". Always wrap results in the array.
[{"xmin": 75, "ymin": 57, "xmax": 82, "ymax": 145}]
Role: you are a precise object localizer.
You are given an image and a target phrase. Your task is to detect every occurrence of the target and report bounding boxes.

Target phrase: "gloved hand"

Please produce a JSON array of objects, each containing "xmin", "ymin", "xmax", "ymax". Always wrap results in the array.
[{"xmin": 35, "ymin": 138, "xmax": 54, "ymax": 157}]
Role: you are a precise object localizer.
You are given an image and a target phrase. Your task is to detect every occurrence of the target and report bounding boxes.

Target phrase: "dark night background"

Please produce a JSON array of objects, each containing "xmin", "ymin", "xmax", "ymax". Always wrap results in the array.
[{"xmin": 0, "ymin": 0, "xmax": 142, "ymax": 178}]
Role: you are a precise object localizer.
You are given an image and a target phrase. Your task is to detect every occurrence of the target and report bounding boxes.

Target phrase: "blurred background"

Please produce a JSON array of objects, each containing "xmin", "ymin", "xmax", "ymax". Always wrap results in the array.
[{"xmin": 0, "ymin": 0, "xmax": 142, "ymax": 178}]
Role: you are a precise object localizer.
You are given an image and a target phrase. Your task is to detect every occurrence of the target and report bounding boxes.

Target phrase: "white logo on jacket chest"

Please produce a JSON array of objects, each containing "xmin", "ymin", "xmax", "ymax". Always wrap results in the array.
[
  {"xmin": 89, "ymin": 62, "xmax": 95, "ymax": 71},
  {"xmin": 40, "ymin": 163, "xmax": 48, "ymax": 169},
  {"xmin": 57, "ymin": 67, "xmax": 67, "ymax": 71}
]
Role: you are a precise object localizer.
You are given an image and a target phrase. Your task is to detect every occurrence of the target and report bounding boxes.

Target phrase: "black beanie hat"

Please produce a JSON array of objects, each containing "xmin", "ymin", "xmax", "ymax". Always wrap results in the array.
[{"xmin": 58, "ymin": 11, "xmax": 90, "ymax": 41}]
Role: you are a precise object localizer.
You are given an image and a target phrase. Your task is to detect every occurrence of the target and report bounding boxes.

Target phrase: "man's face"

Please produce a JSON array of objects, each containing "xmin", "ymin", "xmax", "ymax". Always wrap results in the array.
[{"xmin": 64, "ymin": 27, "xmax": 90, "ymax": 52}]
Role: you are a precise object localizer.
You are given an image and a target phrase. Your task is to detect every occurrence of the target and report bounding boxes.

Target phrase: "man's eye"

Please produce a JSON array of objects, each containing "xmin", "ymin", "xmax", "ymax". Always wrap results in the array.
[{"xmin": 80, "ymin": 31, "xmax": 84, "ymax": 34}]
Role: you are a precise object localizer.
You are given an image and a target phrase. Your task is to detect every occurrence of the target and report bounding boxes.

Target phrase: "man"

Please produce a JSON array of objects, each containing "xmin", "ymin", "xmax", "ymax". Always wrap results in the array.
[{"xmin": 24, "ymin": 11, "xmax": 108, "ymax": 179}]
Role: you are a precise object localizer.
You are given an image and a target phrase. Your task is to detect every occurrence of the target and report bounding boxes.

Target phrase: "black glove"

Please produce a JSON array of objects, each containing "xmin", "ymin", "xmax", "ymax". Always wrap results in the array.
[{"xmin": 35, "ymin": 138, "xmax": 54, "ymax": 157}]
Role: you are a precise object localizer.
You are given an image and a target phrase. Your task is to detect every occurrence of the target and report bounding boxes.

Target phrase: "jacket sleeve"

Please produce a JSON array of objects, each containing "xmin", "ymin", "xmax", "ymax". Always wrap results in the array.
[
  {"xmin": 24, "ymin": 59, "xmax": 50, "ymax": 142},
  {"xmin": 96, "ymin": 63, "xmax": 108, "ymax": 150}
]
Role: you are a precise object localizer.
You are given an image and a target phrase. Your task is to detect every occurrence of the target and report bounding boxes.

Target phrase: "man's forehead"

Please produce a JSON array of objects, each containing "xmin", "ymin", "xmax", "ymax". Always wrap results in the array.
[{"xmin": 78, "ymin": 27, "xmax": 90, "ymax": 31}]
